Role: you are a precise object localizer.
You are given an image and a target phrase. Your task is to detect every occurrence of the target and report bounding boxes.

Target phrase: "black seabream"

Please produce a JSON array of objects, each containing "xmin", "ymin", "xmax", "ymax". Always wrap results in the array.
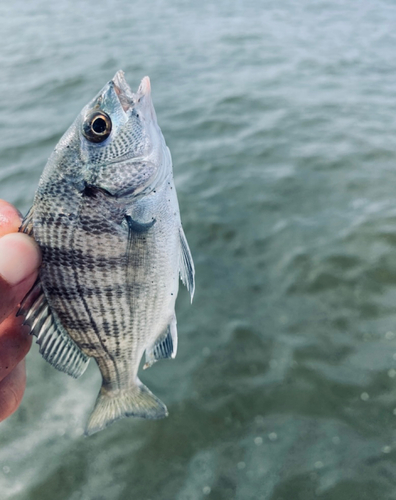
[{"xmin": 18, "ymin": 71, "xmax": 195, "ymax": 435}]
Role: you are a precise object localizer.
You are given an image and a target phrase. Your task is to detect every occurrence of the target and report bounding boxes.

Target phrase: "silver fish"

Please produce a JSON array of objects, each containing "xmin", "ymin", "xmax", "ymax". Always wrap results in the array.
[{"xmin": 18, "ymin": 71, "xmax": 195, "ymax": 435}]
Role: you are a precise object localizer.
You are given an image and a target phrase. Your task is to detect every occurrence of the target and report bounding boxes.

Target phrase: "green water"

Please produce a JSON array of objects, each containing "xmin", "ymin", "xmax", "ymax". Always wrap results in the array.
[{"xmin": 1, "ymin": 0, "xmax": 396, "ymax": 498}]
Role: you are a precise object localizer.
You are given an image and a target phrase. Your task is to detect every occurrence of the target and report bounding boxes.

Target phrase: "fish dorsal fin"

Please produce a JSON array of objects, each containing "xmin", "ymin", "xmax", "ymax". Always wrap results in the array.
[
  {"xmin": 17, "ymin": 280, "xmax": 89, "ymax": 379},
  {"xmin": 179, "ymin": 227, "xmax": 195, "ymax": 301},
  {"xmin": 19, "ymin": 206, "xmax": 34, "ymax": 235},
  {"xmin": 144, "ymin": 316, "xmax": 178, "ymax": 370}
]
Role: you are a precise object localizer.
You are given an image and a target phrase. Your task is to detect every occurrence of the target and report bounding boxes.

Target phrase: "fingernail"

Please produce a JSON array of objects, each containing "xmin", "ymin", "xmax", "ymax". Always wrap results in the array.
[{"xmin": 0, "ymin": 233, "xmax": 41, "ymax": 286}]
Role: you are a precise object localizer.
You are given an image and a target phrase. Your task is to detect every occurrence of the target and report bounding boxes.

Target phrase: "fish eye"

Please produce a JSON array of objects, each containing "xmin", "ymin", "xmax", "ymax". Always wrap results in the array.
[{"xmin": 82, "ymin": 111, "xmax": 112, "ymax": 143}]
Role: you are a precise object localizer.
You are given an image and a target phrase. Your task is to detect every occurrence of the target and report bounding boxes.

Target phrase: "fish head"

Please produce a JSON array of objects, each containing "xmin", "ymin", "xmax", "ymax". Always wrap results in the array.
[{"xmin": 56, "ymin": 71, "xmax": 171, "ymax": 198}]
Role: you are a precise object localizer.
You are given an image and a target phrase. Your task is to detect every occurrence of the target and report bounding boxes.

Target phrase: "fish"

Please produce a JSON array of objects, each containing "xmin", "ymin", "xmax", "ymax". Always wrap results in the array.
[{"xmin": 18, "ymin": 71, "xmax": 195, "ymax": 435}]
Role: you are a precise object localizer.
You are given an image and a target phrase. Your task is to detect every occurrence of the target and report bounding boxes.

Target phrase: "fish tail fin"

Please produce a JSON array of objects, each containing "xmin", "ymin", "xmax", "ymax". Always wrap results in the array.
[{"xmin": 85, "ymin": 379, "xmax": 168, "ymax": 436}]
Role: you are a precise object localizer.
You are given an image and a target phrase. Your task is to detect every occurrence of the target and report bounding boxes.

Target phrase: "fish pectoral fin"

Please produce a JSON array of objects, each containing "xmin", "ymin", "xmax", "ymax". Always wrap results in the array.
[
  {"xmin": 143, "ymin": 317, "xmax": 178, "ymax": 370},
  {"xmin": 125, "ymin": 214, "xmax": 156, "ymax": 234},
  {"xmin": 179, "ymin": 227, "xmax": 195, "ymax": 301},
  {"xmin": 19, "ymin": 206, "xmax": 34, "ymax": 235},
  {"xmin": 85, "ymin": 379, "xmax": 168, "ymax": 436},
  {"xmin": 17, "ymin": 279, "xmax": 89, "ymax": 379}
]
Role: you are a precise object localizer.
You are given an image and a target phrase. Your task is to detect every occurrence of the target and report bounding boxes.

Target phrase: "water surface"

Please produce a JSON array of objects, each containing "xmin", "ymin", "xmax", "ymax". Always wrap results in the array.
[{"xmin": 1, "ymin": 0, "xmax": 396, "ymax": 499}]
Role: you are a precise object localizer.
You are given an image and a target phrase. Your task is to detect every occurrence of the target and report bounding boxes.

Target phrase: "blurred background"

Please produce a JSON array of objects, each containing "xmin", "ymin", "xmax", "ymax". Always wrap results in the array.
[{"xmin": 1, "ymin": 0, "xmax": 396, "ymax": 498}]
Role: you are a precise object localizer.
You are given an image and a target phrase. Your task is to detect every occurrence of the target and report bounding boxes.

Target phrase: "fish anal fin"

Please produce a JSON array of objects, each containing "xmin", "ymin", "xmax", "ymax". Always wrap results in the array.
[
  {"xmin": 179, "ymin": 227, "xmax": 195, "ymax": 301},
  {"xmin": 85, "ymin": 379, "xmax": 168, "ymax": 436},
  {"xmin": 144, "ymin": 317, "xmax": 178, "ymax": 370},
  {"xmin": 17, "ymin": 279, "xmax": 89, "ymax": 379}
]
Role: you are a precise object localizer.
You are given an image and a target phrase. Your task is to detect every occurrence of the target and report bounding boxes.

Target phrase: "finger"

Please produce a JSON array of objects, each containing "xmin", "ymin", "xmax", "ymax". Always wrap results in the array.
[
  {"xmin": 0, "ymin": 233, "xmax": 41, "ymax": 322},
  {"xmin": 0, "ymin": 314, "xmax": 32, "ymax": 382},
  {"xmin": 0, "ymin": 200, "xmax": 23, "ymax": 238},
  {"xmin": 0, "ymin": 360, "xmax": 26, "ymax": 422}
]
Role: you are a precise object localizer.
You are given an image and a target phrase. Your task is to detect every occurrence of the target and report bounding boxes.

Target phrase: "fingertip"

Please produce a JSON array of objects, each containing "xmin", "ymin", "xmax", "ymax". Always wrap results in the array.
[
  {"xmin": 0, "ymin": 233, "xmax": 41, "ymax": 287},
  {"xmin": 0, "ymin": 360, "xmax": 26, "ymax": 422},
  {"xmin": 0, "ymin": 200, "xmax": 23, "ymax": 237},
  {"xmin": 0, "ymin": 315, "xmax": 33, "ymax": 382}
]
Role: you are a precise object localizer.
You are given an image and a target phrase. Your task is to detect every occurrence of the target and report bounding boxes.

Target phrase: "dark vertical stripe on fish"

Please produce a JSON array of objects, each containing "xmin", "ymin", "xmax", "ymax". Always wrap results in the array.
[{"xmin": 68, "ymin": 205, "xmax": 121, "ymax": 388}]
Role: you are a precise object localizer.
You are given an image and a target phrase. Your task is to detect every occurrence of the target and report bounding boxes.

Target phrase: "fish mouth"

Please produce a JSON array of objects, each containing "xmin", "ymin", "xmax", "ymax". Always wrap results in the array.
[
  {"xmin": 112, "ymin": 70, "xmax": 156, "ymax": 121},
  {"xmin": 112, "ymin": 70, "xmax": 134, "ymax": 111},
  {"xmin": 112, "ymin": 70, "xmax": 151, "ymax": 98}
]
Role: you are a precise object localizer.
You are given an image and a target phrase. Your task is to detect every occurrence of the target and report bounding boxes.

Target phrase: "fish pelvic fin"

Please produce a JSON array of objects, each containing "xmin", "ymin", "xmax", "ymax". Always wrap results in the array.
[{"xmin": 85, "ymin": 380, "xmax": 168, "ymax": 436}]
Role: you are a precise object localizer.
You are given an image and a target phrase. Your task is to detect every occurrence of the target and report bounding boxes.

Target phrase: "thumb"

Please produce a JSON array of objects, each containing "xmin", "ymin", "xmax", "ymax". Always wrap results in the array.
[{"xmin": 0, "ymin": 233, "xmax": 41, "ymax": 322}]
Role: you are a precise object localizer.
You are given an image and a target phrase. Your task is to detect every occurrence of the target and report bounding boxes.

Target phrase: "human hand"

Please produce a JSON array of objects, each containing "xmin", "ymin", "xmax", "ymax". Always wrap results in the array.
[{"xmin": 0, "ymin": 200, "xmax": 41, "ymax": 421}]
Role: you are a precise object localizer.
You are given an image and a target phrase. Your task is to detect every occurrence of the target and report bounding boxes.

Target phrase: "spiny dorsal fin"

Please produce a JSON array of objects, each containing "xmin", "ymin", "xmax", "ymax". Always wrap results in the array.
[
  {"xmin": 19, "ymin": 206, "xmax": 34, "ymax": 235},
  {"xmin": 17, "ymin": 280, "xmax": 89, "ymax": 379},
  {"xmin": 179, "ymin": 226, "xmax": 195, "ymax": 301},
  {"xmin": 143, "ymin": 316, "xmax": 178, "ymax": 370}
]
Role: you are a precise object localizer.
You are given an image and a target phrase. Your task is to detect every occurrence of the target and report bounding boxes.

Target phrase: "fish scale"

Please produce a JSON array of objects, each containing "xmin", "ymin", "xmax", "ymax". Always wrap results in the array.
[
  {"xmin": 19, "ymin": 71, "xmax": 195, "ymax": 435},
  {"xmin": 41, "ymin": 189, "xmax": 131, "ymax": 382}
]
